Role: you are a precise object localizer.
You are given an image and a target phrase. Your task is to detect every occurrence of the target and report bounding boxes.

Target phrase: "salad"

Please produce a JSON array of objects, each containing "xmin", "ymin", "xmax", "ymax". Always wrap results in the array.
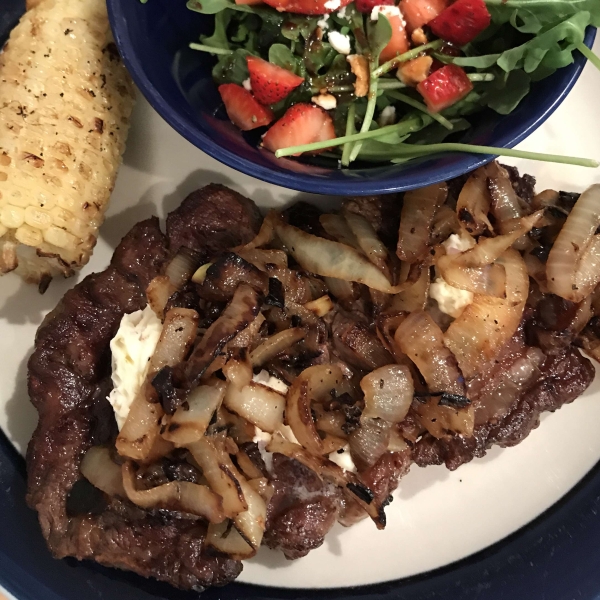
[{"xmin": 188, "ymin": 0, "xmax": 600, "ymax": 166}]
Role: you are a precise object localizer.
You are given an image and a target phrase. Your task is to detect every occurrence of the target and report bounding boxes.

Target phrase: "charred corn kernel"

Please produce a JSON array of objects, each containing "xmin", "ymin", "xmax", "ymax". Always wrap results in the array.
[
  {"xmin": 15, "ymin": 225, "xmax": 43, "ymax": 248},
  {"xmin": 1, "ymin": 206, "xmax": 25, "ymax": 229},
  {"xmin": 0, "ymin": 0, "xmax": 135, "ymax": 286}
]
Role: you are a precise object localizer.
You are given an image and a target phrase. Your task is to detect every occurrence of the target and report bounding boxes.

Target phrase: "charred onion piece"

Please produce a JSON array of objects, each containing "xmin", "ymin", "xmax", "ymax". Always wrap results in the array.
[
  {"xmin": 397, "ymin": 182, "xmax": 447, "ymax": 263},
  {"xmin": 445, "ymin": 249, "xmax": 528, "ymax": 379},
  {"xmin": 161, "ymin": 382, "xmax": 226, "ymax": 446},
  {"xmin": 275, "ymin": 217, "xmax": 413, "ymax": 294},
  {"xmin": 184, "ymin": 284, "xmax": 262, "ymax": 388},
  {"xmin": 286, "ymin": 364, "xmax": 344, "ymax": 455},
  {"xmin": 117, "ymin": 308, "xmax": 199, "ymax": 461},
  {"xmin": 224, "ymin": 382, "xmax": 285, "ymax": 433},
  {"xmin": 360, "ymin": 365, "xmax": 413, "ymax": 423},
  {"xmin": 122, "ymin": 462, "xmax": 226, "ymax": 523},
  {"xmin": 200, "ymin": 252, "xmax": 268, "ymax": 302},
  {"xmin": 395, "ymin": 311, "xmax": 466, "ymax": 396},
  {"xmin": 250, "ymin": 328, "xmax": 305, "ymax": 367},
  {"xmin": 349, "ymin": 418, "xmax": 391, "ymax": 472},
  {"xmin": 547, "ymin": 184, "xmax": 600, "ymax": 303},
  {"xmin": 456, "ymin": 168, "xmax": 493, "ymax": 236},
  {"xmin": 206, "ymin": 521, "xmax": 255, "ymax": 560},
  {"xmin": 80, "ymin": 446, "xmax": 125, "ymax": 497}
]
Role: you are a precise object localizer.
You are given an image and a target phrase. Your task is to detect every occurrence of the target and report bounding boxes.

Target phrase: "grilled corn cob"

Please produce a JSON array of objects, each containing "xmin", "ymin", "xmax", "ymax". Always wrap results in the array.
[{"xmin": 0, "ymin": 0, "xmax": 135, "ymax": 289}]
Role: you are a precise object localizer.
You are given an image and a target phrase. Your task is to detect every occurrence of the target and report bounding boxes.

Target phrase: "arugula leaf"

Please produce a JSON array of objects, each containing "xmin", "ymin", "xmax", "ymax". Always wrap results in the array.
[
  {"xmin": 200, "ymin": 10, "xmax": 232, "ymax": 50},
  {"xmin": 212, "ymin": 48, "xmax": 253, "ymax": 85},
  {"xmin": 269, "ymin": 44, "xmax": 304, "ymax": 76},
  {"xmin": 484, "ymin": 69, "xmax": 531, "ymax": 114},
  {"xmin": 366, "ymin": 14, "xmax": 392, "ymax": 63}
]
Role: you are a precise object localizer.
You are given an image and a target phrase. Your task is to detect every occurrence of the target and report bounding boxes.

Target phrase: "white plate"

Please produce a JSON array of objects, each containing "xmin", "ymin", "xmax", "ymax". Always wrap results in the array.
[{"xmin": 1, "ymin": 38, "xmax": 599, "ymax": 590}]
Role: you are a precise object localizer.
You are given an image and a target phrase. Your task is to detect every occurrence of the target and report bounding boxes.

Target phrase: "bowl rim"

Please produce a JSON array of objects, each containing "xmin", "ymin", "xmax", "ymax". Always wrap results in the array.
[{"xmin": 107, "ymin": 2, "xmax": 596, "ymax": 195}]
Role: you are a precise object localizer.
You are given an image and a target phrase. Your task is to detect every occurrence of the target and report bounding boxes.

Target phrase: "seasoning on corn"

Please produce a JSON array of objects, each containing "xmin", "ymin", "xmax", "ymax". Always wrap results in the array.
[{"xmin": 0, "ymin": 0, "xmax": 135, "ymax": 291}]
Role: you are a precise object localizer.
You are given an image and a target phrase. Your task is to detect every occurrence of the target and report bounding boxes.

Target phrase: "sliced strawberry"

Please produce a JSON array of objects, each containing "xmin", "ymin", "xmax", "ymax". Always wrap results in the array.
[
  {"xmin": 247, "ymin": 56, "xmax": 304, "ymax": 105},
  {"xmin": 262, "ymin": 103, "xmax": 336, "ymax": 155},
  {"xmin": 379, "ymin": 12, "xmax": 410, "ymax": 64},
  {"xmin": 429, "ymin": 0, "xmax": 491, "ymax": 46},
  {"xmin": 356, "ymin": 0, "xmax": 393, "ymax": 15},
  {"xmin": 218, "ymin": 84, "xmax": 274, "ymax": 131},
  {"xmin": 262, "ymin": 0, "xmax": 352, "ymax": 15},
  {"xmin": 399, "ymin": 0, "xmax": 448, "ymax": 32},
  {"xmin": 416, "ymin": 64, "xmax": 473, "ymax": 112}
]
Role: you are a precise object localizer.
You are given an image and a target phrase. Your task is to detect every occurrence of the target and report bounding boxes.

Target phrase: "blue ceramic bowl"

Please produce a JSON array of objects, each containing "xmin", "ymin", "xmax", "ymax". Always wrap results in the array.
[{"xmin": 107, "ymin": 0, "xmax": 595, "ymax": 195}]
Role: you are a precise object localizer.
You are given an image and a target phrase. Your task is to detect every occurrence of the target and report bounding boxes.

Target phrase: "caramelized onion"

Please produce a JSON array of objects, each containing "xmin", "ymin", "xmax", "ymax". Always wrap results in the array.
[
  {"xmin": 184, "ymin": 284, "xmax": 262, "ymax": 387},
  {"xmin": 187, "ymin": 437, "xmax": 248, "ymax": 517},
  {"xmin": 165, "ymin": 248, "xmax": 201, "ymax": 289},
  {"xmin": 250, "ymin": 328, "xmax": 305, "ymax": 367},
  {"xmin": 445, "ymin": 249, "xmax": 528, "ymax": 378},
  {"xmin": 375, "ymin": 311, "xmax": 408, "ymax": 362},
  {"xmin": 360, "ymin": 365, "xmax": 413, "ymax": 423},
  {"xmin": 343, "ymin": 210, "xmax": 390, "ymax": 277},
  {"xmin": 389, "ymin": 266, "xmax": 430, "ymax": 312},
  {"xmin": 487, "ymin": 163, "xmax": 525, "ymax": 227},
  {"xmin": 414, "ymin": 396, "xmax": 474, "ymax": 438},
  {"xmin": 224, "ymin": 382, "xmax": 285, "ymax": 433},
  {"xmin": 304, "ymin": 295, "xmax": 334, "ymax": 317},
  {"xmin": 320, "ymin": 213, "xmax": 360, "ymax": 248},
  {"xmin": 222, "ymin": 354, "xmax": 253, "ymax": 390},
  {"xmin": 275, "ymin": 217, "xmax": 412, "ymax": 294},
  {"xmin": 349, "ymin": 418, "xmax": 391, "ymax": 472},
  {"xmin": 456, "ymin": 168, "xmax": 493, "ymax": 235},
  {"xmin": 206, "ymin": 521, "xmax": 256, "ymax": 560},
  {"xmin": 122, "ymin": 462, "xmax": 225, "ymax": 523},
  {"xmin": 437, "ymin": 263, "xmax": 506, "ymax": 297},
  {"xmin": 547, "ymin": 186, "xmax": 600, "ymax": 302},
  {"xmin": 286, "ymin": 364, "xmax": 343, "ymax": 455},
  {"xmin": 395, "ymin": 311, "xmax": 465, "ymax": 395},
  {"xmin": 235, "ymin": 209, "xmax": 277, "ymax": 251},
  {"xmin": 161, "ymin": 382, "xmax": 226, "ymax": 446},
  {"xmin": 397, "ymin": 182, "xmax": 447, "ymax": 263},
  {"xmin": 117, "ymin": 308, "xmax": 199, "ymax": 461},
  {"xmin": 80, "ymin": 446, "xmax": 125, "ymax": 497},
  {"xmin": 237, "ymin": 248, "xmax": 288, "ymax": 270}
]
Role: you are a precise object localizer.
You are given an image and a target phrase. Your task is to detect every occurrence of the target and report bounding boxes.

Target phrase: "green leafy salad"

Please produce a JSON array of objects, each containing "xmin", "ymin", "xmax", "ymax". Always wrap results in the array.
[{"xmin": 185, "ymin": 0, "xmax": 600, "ymax": 167}]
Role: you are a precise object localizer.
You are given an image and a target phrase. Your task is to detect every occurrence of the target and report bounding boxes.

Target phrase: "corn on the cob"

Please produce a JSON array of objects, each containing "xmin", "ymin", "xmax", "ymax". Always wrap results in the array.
[{"xmin": 0, "ymin": 0, "xmax": 135, "ymax": 289}]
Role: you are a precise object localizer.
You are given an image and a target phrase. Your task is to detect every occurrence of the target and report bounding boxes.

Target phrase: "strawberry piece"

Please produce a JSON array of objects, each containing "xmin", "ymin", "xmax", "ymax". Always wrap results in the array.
[
  {"xmin": 262, "ymin": 103, "xmax": 336, "ymax": 155},
  {"xmin": 247, "ymin": 56, "xmax": 304, "ymax": 105},
  {"xmin": 416, "ymin": 64, "xmax": 473, "ymax": 112},
  {"xmin": 379, "ymin": 12, "xmax": 410, "ymax": 64},
  {"xmin": 429, "ymin": 0, "xmax": 491, "ymax": 46},
  {"xmin": 356, "ymin": 0, "xmax": 393, "ymax": 15},
  {"xmin": 399, "ymin": 0, "xmax": 448, "ymax": 32},
  {"xmin": 218, "ymin": 84, "xmax": 274, "ymax": 131},
  {"xmin": 262, "ymin": 0, "xmax": 352, "ymax": 15}
]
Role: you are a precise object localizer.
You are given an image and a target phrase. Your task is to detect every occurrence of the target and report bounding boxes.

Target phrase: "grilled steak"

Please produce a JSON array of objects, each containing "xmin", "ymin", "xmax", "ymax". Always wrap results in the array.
[{"xmin": 26, "ymin": 185, "xmax": 261, "ymax": 590}]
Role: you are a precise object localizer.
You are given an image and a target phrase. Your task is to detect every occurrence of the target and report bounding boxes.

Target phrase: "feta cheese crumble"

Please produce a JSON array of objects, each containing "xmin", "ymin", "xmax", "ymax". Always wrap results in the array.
[
  {"xmin": 378, "ymin": 105, "xmax": 396, "ymax": 126},
  {"xmin": 312, "ymin": 93, "xmax": 337, "ymax": 110},
  {"xmin": 328, "ymin": 445, "xmax": 357, "ymax": 472},
  {"xmin": 317, "ymin": 14, "xmax": 330, "ymax": 29},
  {"xmin": 371, "ymin": 5, "xmax": 403, "ymax": 22},
  {"xmin": 430, "ymin": 278, "xmax": 474, "ymax": 318},
  {"xmin": 324, "ymin": 0, "xmax": 341, "ymax": 9},
  {"xmin": 242, "ymin": 78, "xmax": 252, "ymax": 91},
  {"xmin": 108, "ymin": 306, "xmax": 162, "ymax": 429},
  {"xmin": 443, "ymin": 233, "xmax": 476, "ymax": 255},
  {"xmin": 328, "ymin": 30, "xmax": 351, "ymax": 54},
  {"xmin": 337, "ymin": 5, "xmax": 348, "ymax": 19}
]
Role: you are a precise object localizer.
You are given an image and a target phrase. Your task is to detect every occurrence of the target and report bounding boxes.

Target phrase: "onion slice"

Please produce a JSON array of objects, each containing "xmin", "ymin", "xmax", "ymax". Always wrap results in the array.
[
  {"xmin": 80, "ymin": 446, "xmax": 125, "ymax": 497},
  {"xmin": 444, "ymin": 249, "xmax": 528, "ymax": 378},
  {"xmin": 161, "ymin": 382, "xmax": 226, "ymax": 447},
  {"xmin": 397, "ymin": 182, "xmax": 447, "ymax": 263},
  {"xmin": 275, "ymin": 217, "xmax": 413, "ymax": 294},
  {"xmin": 547, "ymin": 185, "xmax": 600, "ymax": 302},
  {"xmin": 187, "ymin": 437, "xmax": 248, "ymax": 517},
  {"xmin": 121, "ymin": 462, "xmax": 226, "ymax": 523},
  {"xmin": 343, "ymin": 210, "xmax": 391, "ymax": 278},
  {"xmin": 250, "ymin": 328, "xmax": 305, "ymax": 367},
  {"xmin": 206, "ymin": 521, "xmax": 256, "ymax": 560},
  {"xmin": 117, "ymin": 308, "xmax": 199, "ymax": 461},
  {"xmin": 456, "ymin": 168, "xmax": 493, "ymax": 235},
  {"xmin": 286, "ymin": 364, "xmax": 343, "ymax": 456},
  {"xmin": 360, "ymin": 365, "xmax": 413, "ymax": 423},
  {"xmin": 224, "ymin": 382, "xmax": 285, "ymax": 433},
  {"xmin": 395, "ymin": 311, "xmax": 465, "ymax": 395}
]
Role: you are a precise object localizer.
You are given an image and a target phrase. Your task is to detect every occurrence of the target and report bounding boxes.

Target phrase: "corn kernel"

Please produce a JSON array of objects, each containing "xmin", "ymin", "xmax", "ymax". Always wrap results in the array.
[
  {"xmin": 25, "ymin": 207, "xmax": 53, "ymax": 230},
  {"xmin": 0, "ymin": 205, "xmax": 25, "ymax": 228},
  {"xmin": 44, "ymin": 226, "xmax": 78, "ymax": 250},
  {"xmin": 15, "ymin": 224, "xmax": 43, "ymax": 247}
]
